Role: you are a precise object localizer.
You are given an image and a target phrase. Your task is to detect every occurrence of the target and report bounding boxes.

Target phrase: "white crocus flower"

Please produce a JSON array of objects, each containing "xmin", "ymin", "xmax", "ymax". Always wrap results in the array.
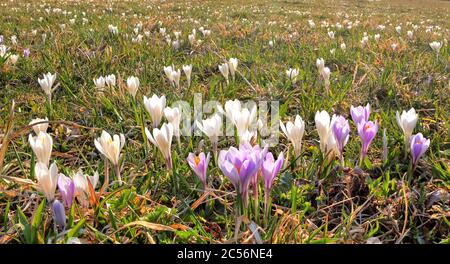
[
  {"xmin": 29, "ymin": 131, "xmax": 53, "ymax": 166},
  {"xmin": 196, "ymin": 113, "xmax": 222, "ymax": 153},
  {"xmin": 340, "ymin": 43, "xmax": 346, "ymax": 51},
  {"xmin": 328, "ymin": 31, "xmax": 335, "ymax": 39},
  {"xmin": 429, "ymin": 41, "xmax": 442, "ymax": 53},
  {"xmin": 38, "ymin": 72, "xmax": 57, "ymax": 99},
  {"xmin": 316, "ymin": 58, "xmax": 325, "ymax": 73},
  {"xmin": 29, "ymin": 117, "xmax": 49, "ymax": 134},
  {"xmin": 407, "ymin": 30, "xmax": 413, "ymax": 39},
  {"xmin": 232, "ymin": 105, "xmax": 257, "ymax": 145},
  {"xmin": 396, "ymin": 108, "xmax": 418, "ymax": 147},
  {"xmin": 145, "ymin": 123, "xmax": 174, "ymax": 169},
  {"xmin": 171, "ymin": 68, "xmax": 181, "ymax": 89},
  {"xmin": 93, "ymin": 76, "xmax": 106, "ymax": 91},
  {"xmin": 164, "ymin": 66, "xmax": 175, "ymax": 85},
  {"xmin": 374, "ymin": 34, "xmax": 381, "ymax": 42},
  {"xmin": 73, "ymin": 170, "xmax": 99, "ymax": 206},
  {"xmin": 182, "ymin": 64, "xmax": 192, "ymax": 88},
  {"xmin": 94, "ymin": 130, "xmax": 125, "ymax": 166},
  {"xmin": 286, "ymin": 68, "xmax": 299, "ymax": 83},
  {"xmin": 106, "ymin": 74, "xmax": 116, "ymax": 87},
  {"xmin": 315, "ymin": 110, "xmax": 338, "ymax": 157},
  {"xmin": 164, "ymin": 106, "xmax": 181, "ymax": 144},
  {"xmin": 228, "ymin": 58, "xmax": 238, "ymax": 80},
  {"xmin": 280, "ymin": 115, "xmax": 305, "ymax": 163},
  {"xmin": 218, "ymin": 63, "xmax": 229, "ymax": 84},
  {"xmin": 108, "ymin": 25, "xmax": 118, "ymax": 35},
  {"xmin": 35, "ymin": 162, "xmax": 59, "ymax": 201},
  {"xmin": 126, "ymin": 76, "xmax": 139, "ymax": 99},
  {"xmin": 143, "ymin": 94, "xmax": 166, "ymax": 128}
]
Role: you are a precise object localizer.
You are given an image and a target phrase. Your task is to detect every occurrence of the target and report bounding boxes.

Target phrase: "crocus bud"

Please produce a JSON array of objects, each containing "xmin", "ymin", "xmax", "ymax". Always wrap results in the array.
[
  {"xmin": 126, "ymin": 76, "xmax": 139, "ymax": 98},
  {"xmin": 410, "ymin": 133, "xmax": 430, "ymax": 168},
  {"xmin": 29, "ymin": 131, "xmax": 53, "ymax": 166},
  {"xmin": 228, "ymin": 58, "xmax": 238, "ymax": 80},
  {"xmin": 262, "ymin": 152, "xmax": 284, "ymax": 192},
  {"xmin": 145, "ymin": 123, "xmax": 174, "ymax": 170},
  {"xmin": 171, "ymin": 69, "xmax": 181, "ymax": 89},
  {"xmin": 143, "ymin": 94, "xmax": 166, "ymax": 128},
  {"xmin": 396, "ymin": 108, "xmax": 418, "ymax": 147},
  {"xmin": 218, "ymin": 63, "xmax": 229, "ymax": 83},
  {"xmin": 52, "ymin": 200, "xmax": 66, "ymax": 229},
  {"xmin": 316, "ymin": 58, "xmax": 325, "ymax": 72},
  {"xmin": 315, "ymin": 110, "xmax": 331, "ymax": 154},
  {"xmin": 57, "ymin": 174, "xmax": 75, "ymax": 208},
  {"xmin": 182, "ymin": 64, "xmax": 192, "ymax": 87},
  {"xmin": 164, "ymin": 106, "xmax": 181, "ymax": 140},
  {"xmin": 35, "ymin": 162, "xmax": 59, "ymax": 201},
  {"xmin": 331, "ymin": 115, "xmax": 350, "ymax": 161},
  {"xmin": 286, "ymin": 68, "xmax": 299, "ymax": 83}
]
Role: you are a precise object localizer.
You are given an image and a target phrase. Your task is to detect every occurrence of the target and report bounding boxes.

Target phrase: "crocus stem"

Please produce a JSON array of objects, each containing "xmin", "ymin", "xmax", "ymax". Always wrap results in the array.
[
  {"xmin": 213, "ymin": 141, "xmax": 218, "ymax": 166},
  {"xmin": 47, "ymin": 94, "xmax": 52, "ymax": 120},
  {"xmin": 100, "ymin": 158, "xmax": 109, "ymax": 194},
  {"xmin": 359, "ymin": 152, "xmax": 365, "ymax": 168},
  {"xmin": 340, "ymin": 152, "xmax": 344, "ymax": 168},
  {"xmin": 294, "ymin": 147, "xmax": 301, "ymax": 167},
  {"xmin": 264, "ymin": 189, "xmax": 269, "ymax": 227},
  {"xmin": 115, "ymin": 164, "xmax": 122, "ymax": 186},
  {"xmin": 253, "ymin": 184, "xmax": 259, "ymax": 225}
]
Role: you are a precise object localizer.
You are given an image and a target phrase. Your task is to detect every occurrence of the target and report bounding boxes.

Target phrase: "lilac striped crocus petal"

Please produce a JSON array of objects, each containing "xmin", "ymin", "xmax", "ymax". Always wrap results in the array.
[
  {"xmin": 57, "ymin": 174, "xmax": 75, "ymax": 208},
  {"xmin": 410, "ymin": 133, "xmax": 430, "ymax": 167},
  {"xmin": 331, "ymin": 115, "xmax": 350, "ymax": 154},
  {"xmin": 357, "ymin": 121, "xmax": 378, "ymax": 156},
  {"xmin": 218, "ymin": 146, "xmax": 259, "ymax": 200},
  {"xmin": 218, "ymin": 150, "xmax": 240, "ymax": 189},
  {"xmin": 187, "ymin": 152, "xmax": 210, "ymax": 188},
  {"xmin": 350, "ymin": 103, "xmax": 371, "ymax": 125},
  {"xmin": 262, "ymin": 152, "xmax": 284, "ymax": 191},
  {"xmin": 52, "ymin": 200, "xmax": 66, "ymax": 229}
]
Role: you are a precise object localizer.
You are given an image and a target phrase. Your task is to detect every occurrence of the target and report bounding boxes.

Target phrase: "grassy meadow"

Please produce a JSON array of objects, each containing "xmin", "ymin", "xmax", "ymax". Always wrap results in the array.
[{"xmin": 0, "ymin": 0, "xmax": 449, "ymax": 244}]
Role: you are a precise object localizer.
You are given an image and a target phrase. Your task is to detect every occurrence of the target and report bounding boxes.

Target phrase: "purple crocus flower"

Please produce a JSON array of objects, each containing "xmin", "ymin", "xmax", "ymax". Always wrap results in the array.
[
  {"xmin": 350, "ymin": 103, "xmax": 370, "ymax": 125},
  {"xmin": 218, "ymin": 145, "xmax": 259, "ymax": 204},
  {"xmin": 410, "ymin": 133, "xmax": 430, "ymax": 168},
  {"xmin": 262, "ymin": 152, "xmax": 284, "ymax": 192},
  {"xmin": 261, "ymin": 151, "xmax": 284, "ymax": 219},
  {"xmin": 57, "ymin": 174, "xmax": 75, "ymax": 208},
  {"xmin": 52, "ymin": 200, "xmax": 66, "ymax": 230},
  {"xmin": 357, "ymin": 120, "xmax": 378, "ymax": 159},
  {"xmin": 240, "ymin": 143, "xmax": 268, "ymax": 196},
  {"xmin": 331, "ymin": 115, "xmax": 350, "ymax": 158},
  {"xmin": 23, "ymin": 48, "xmax": 30, "ymax": 58},
  {"xmin": 187, "ymin": 152, "xmax": 210, "ymax": 191}
]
